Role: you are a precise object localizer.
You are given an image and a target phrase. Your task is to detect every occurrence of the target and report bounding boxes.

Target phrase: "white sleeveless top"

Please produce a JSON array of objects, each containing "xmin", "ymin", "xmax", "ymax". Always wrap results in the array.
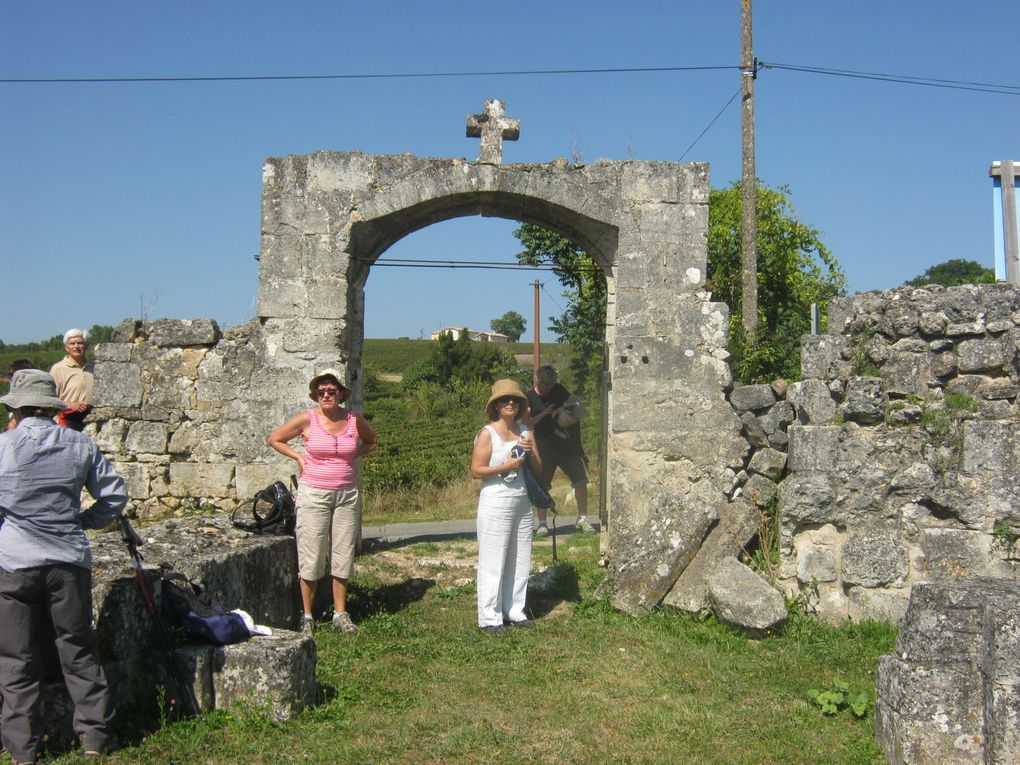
[{"xmin": 478, "ymin": 424, "xmax": 529, "ymax": 500}]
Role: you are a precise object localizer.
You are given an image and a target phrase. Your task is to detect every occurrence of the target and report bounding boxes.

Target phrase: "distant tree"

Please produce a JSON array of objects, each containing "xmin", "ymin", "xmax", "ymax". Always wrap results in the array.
[
  {"xmin": 490, "ymin": 311, "xmax": 526, "ymax": 342},
  {"xmin": 402, "ymin": 329, "xmax": 518, "ymax": 390},
  {"xmin": 87, "ymin": 324, "xmax": 115, "ymax": 344},
  {"xmin": 708, "ymin": 181, "xmax": 845, "ymax": 382},
  {"xmin": 513, "ymin": 224, "xmax": 606, "ymax": 393},
  {"xmin": 514, "ymin": 180, "xmax": 845, "ymax": 386},
  {"xmin": 905, "ymin": 259, "xmax": 994, "ymax": 287}
]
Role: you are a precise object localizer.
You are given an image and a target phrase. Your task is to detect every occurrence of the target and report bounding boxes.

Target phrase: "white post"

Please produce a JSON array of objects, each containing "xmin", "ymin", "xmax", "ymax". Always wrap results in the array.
[{"xmin": 990, "ymin": 160, "xmax": 1019, "ymax": 285}]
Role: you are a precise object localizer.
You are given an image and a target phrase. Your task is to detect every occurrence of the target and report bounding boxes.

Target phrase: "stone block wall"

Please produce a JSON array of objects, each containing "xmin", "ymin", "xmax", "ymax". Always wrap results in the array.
[
  {"xmin": 90, "ymin": 318, "xmax": 300, "ymax": 518},
  {"xmin": 731, "ymin": 284, "xmax": 1020, "ymax": 624},
  {"xmin": 875, "ymin": 578, "xmax": 1020, "ymax": 764}
]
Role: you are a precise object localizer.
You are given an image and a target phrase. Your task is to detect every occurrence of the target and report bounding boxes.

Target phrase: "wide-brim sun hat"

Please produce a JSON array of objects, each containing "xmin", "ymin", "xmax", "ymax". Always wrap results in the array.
[
  {"xmin": 0, "ymin": 369, "xmax": 68, "ymax": 411},
  {"xmin": 308, "ymin": 368, "xmax": 351, "ymax": 402},
  {"xmin": 485, "ymin": 379, "xmax": 529, "ymax": 421}
]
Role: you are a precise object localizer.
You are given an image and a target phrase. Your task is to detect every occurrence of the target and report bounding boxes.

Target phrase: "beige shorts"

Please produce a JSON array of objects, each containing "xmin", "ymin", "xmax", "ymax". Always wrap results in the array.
[{"xmin": 295, "ymin": 483, "xmax": 361, "ymax": 581}]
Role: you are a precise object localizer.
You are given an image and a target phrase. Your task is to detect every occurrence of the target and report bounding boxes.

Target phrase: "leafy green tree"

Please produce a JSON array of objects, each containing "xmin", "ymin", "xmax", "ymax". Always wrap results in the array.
[
  {"xmin": 905, "ymin": 258, "xmax": 994, "ymax": 287},
  {"xmin": 513, "ymin": 224, "xmax": 606, "ymax": 392},
  {"xmin": 489, "ymin": 311, "xmax": 526, "ymax": 342},
  {"xmin": 514, "ymin": 180, "xmax": 845, "ymax": 385},
  {"xmin": 402, "ymin": 330, "xmax": 518, "ymax": 390},
  {"xmin": 708, "ymin": 182, "xmax": 845, "ymax": 381}
]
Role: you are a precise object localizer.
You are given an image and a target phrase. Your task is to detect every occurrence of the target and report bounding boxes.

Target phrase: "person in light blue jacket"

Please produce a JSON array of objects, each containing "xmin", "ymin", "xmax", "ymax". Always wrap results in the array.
[{"xmin": 0, "ymin": 370, "xmax": 127, "ymax": 762}]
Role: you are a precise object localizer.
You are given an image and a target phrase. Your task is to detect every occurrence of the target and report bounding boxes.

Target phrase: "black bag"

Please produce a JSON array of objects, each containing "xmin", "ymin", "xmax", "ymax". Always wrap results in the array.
[
  {"xmin": 523, "ymin": 460, "xmax": 556, "ymax": 510},
  {"xmin": 159, "ymin": 571, "xmax": 250, "ymax": 645},
  {"xmin": 231, "ymin": 477, "xmax": 297, "ymax": 535}
]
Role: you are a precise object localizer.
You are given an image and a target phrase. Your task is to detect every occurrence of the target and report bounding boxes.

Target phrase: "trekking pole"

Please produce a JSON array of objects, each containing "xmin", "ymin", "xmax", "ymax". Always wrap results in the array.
[
  {"xmin": 549, "ymin": 503, "xmax": 558, "ymax": 563},
  {"xmin": 118, "ymin": 517, "xmax": 201, "ymax": 718}
]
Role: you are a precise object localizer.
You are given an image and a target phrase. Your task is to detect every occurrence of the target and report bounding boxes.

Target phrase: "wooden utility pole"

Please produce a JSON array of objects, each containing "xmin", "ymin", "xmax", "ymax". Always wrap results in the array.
[
  {"xmin": 740, "ymin": 0, "xmax": 758, "ymax": 333},
  {"xmin": 531, "ymin": 279, "xmax": 542, "ymax": 371}
]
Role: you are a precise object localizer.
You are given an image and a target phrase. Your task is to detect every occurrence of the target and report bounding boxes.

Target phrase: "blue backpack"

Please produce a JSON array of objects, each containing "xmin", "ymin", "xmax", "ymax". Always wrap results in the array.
[{"xmin": 160, "ymin": 571, "xmax": 250, "ymax": 645}]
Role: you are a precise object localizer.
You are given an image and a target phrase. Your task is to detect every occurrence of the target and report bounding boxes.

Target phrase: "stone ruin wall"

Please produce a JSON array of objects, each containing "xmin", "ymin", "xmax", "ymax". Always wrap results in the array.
[
  {"xmin": 723, "ymin": 283, "xmax": 1020, "ymax": 625},
  {"xmin": 88, "ymin": 317, "xmax": 294, "ymax": 518}
]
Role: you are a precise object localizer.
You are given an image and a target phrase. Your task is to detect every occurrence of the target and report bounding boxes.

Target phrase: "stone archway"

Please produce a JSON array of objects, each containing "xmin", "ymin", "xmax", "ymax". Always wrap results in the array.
[{"xmin": 255, "ymin": 150, "xmax": 748, "ymax": 611}]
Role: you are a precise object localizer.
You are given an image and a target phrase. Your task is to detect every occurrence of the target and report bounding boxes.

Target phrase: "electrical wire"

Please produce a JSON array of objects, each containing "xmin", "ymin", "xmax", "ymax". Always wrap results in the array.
[
  {"xmin": 762, "ymin": 61, "xmax": 1020, "ymax": 96},
  {"xmin": 0, "ymin": 64, "xmax": 737, "ymax": 85},
  {"xmin": 678, "ymin": 88, "xmax": 741, "ymax": 162},
  {"xmin": 359, "ymin": 256, "xmax": 602, "ymax": 272}
]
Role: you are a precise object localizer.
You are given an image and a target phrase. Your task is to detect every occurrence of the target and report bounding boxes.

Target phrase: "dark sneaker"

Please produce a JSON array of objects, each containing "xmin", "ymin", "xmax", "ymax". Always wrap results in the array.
[
  {"xmin": 480, "ymin": 624, "xmax": 506, "ymax": 635},
  {"xmin": 506, "ymin": 619, "xmax": 533, "ymax": 628}
]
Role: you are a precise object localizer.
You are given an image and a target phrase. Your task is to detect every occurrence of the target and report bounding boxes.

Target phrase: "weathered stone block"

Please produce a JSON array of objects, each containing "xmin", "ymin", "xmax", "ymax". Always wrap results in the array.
[
  {"xmin": 729, "ymin": 383, "xmax": 776, "ymax": 413},
  {"xmin": 922, "ymin": 528, "xmax": 1012, "ymax": 579},
  {"xmin": 149, "ymin": 318, "xmax": 221, "ymax": 347},
  {"xmin": 875, "ymin": 656, "xmax": 985, "ymax": 765},
  {"xmin": 178, "ymin": 631, "xmax": 316, "ymax": 721},
  {"xmin": 741, "ymin": 473, "xmax": 777, "ymax": 508},
  {"xmin": 707, "ymin": 558, "xmax": 787, "ymax": 635},
  {"xmin": 93, "ymin": 342, "xmax": 132, "ymax": 362},
  {"xmin": 786, "ymin": 425, "xmax": 840, "ymax": 472},
  {"xmin": 842, "ymin": 376, "xmax": 888, "ymax": 424},
  {"xmin": 841, "ymin": 527, "xmax": 908, "ymax": 587},
  {"xmin": 787, "ymin": 379, "xmax": 837, "ymax": 424},
  {"xmin": 796, "ymin": 545, "xmax": 837, "ymax": 583},
  {"xmin": 748, "ymin": 447, "xmax": 786, "ymax": 481},
  {"xmin": 93, "ymin": 362, "xmax": 143, "ymax": 407},
  {"xmin": 125, "ymin": 421, "xmax": 169, "ymax": 454},
  {"xmin": 168, "ymin": 463, "xmax": 235, "ymax": 498},
  {"xmin": 957, "ymin": 338, "xmax": 1012, "ymax": 373},
  {"xmin": 665, "ymin": 500, "xmax": 759, "ymax": 612}
]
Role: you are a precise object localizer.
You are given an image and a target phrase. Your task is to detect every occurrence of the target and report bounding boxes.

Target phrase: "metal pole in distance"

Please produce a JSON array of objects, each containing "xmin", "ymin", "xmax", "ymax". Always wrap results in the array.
[
  {"xmin": 991, "ymin": 160, "xmax": 1019, "ymax": 285},
  {"xmin": 740, "ymin": 0, "xmax": 759, "ymax": 333},
  {"xmin": 532, "ymin": 279, "xmax": 542, "ymax": 371}
]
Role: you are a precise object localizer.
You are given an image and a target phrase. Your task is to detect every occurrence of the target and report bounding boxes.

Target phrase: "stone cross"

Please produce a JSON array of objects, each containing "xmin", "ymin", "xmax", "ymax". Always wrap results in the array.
[
  {"xmin": 466, "ymin": 99, "xmax": 519, "ymax": 164},
  {"xmin": 990, "ymin": 160, "xmax": 1019, "ymax": 285}
]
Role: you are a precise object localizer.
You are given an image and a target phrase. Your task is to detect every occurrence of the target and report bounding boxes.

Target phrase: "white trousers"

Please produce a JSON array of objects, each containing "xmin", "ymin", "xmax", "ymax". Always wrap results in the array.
[{"xmin": 476, "ymin": 493, "xmax": 533, "ymax": 627}]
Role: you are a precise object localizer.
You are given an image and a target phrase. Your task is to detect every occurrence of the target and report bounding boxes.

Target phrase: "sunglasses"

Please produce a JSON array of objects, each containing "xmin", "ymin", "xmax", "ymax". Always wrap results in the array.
[
  {"xmin": 316, "ymin": 387, "xmax": 341, "ymax": 398},
  {"xmin": 496, "ymin": 397, "xmax": 519, "ymax": 406}
]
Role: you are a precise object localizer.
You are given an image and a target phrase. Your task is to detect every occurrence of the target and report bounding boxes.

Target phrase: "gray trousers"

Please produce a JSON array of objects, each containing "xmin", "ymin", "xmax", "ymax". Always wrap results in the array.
[{"xmin": 0, "ymin": 564, "xmax": 115, "ymax": 762}]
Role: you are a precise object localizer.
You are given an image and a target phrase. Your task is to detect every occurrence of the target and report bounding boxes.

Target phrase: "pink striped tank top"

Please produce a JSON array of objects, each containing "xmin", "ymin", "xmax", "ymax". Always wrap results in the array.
[{"xmin": 301, "ymin": 408, "xmax": 359, "ymax": 490}]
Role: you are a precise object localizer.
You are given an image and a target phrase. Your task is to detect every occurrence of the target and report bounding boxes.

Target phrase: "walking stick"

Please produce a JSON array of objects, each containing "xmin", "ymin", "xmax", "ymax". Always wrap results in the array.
[{"xmin": 118, "ymin": 517, "xmax": 200, "ymax": 718}]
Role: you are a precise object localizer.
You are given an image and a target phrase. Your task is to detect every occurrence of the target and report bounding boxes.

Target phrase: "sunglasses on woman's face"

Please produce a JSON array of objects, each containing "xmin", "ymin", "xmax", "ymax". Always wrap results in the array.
[
  {"xmin": 317, "ymin": 387, "xmax": 341, "ymax": 398},
  {"xmin": 496, "ymin": 397, "xmax": 519, "ymax": 406}
]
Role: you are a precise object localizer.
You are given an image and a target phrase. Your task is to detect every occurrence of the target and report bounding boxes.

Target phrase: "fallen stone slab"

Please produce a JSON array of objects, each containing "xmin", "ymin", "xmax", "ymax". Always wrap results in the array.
[{"xmin": 707, "ymin": 557, "xmax": 787, "ymax": 636}]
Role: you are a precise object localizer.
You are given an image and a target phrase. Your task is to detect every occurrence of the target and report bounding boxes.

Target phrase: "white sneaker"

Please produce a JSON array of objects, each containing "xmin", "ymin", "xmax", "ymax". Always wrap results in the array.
[
  {"xmin": 299, "ymin": 614, "xmax": 315, "ymax": 636},
  {"xmin": 535, "ymin": 524, "xmax": 549, "ymax": 538},
  {"xmin": 332, "ymin": 611, "xmax": 359, "ymax": 635},
  {"xmin": 576, "ymin": 516, "xmax": 597, "ymax": 534}
]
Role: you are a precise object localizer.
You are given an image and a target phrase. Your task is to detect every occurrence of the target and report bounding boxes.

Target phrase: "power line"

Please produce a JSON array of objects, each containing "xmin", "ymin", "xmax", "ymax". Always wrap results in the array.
[
  {"xmin": 763, "ymin": 61, "xmax": 1020, "ymax": 96},
  {"xmin": 679, "ymin": 88, "xmax": 741, "ymax": 162},
  {"xmin": 362, "ymin": 256, "xmax": 601, "ymax": 272},
  {"xmin": 0, "ymin": 64, "xmax": 737, "ymax": 85}
]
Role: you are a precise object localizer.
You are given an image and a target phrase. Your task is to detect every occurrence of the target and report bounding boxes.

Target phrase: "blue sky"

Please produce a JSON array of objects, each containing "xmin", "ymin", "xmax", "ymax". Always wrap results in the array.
[{"xmin": 2, "ymin": 1, "xmax": 1017, "ymax": 345}]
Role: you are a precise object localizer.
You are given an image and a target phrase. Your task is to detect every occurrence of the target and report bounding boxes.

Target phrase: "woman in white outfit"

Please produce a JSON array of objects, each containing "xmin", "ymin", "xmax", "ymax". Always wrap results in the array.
[{"xmin": 471, "ymin": 379, "xmax": 542, "ymax": 634}]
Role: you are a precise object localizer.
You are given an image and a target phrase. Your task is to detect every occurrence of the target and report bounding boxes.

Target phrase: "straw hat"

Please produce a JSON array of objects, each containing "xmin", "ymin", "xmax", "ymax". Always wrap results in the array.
[
  {"xmin": 485, "ymin": 379, "xmax": 529, "ymax": 421},
  {"xmin": 308, "ymin": 369, "xmax": 351, "ymax": 402},
  {"xmin": 0, "ymin": 369, "xmax": 68, "ymax": 411}
]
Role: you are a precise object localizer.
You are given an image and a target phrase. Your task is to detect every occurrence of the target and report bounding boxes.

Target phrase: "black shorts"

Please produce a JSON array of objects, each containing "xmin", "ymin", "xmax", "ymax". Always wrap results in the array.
[{"xmin": 536, "ymin": 439, "xmax": 587, "ymax": 489}]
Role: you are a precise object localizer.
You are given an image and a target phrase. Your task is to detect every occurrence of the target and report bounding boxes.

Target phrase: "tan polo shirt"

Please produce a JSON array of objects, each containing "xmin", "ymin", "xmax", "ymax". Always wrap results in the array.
[{"xmin": 50, "ymin": 356, "xmax": 95, "ymax": 406}]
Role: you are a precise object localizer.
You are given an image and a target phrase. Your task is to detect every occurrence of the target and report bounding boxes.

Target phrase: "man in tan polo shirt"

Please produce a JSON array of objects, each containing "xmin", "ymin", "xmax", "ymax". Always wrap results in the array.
[{"xmin": 49, "ymin": 328, "xmax": 94, "ymax": 431}]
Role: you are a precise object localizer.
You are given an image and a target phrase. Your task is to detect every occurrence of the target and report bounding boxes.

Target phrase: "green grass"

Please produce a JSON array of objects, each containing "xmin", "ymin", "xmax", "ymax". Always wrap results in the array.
[{"xmin": 67, "ymin": 535, "xmax": 896, "ymax": 765}]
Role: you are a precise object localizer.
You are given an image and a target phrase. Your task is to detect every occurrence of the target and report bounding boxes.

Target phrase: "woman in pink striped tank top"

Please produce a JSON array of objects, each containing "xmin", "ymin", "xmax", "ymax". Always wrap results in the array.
[{"xmin": 268, "ymin": 369, "xmax": 377, "ymax": 635}]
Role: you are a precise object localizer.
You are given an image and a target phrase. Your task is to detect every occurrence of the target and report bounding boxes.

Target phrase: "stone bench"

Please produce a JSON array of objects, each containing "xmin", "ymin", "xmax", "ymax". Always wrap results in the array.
[
  {"xmin": 875, "ymin": 578, "xmax": 1020, "ymax": 764},
  {"xmin": 34, "ymin": 516, "xmax": 316, "ymax": 749}
]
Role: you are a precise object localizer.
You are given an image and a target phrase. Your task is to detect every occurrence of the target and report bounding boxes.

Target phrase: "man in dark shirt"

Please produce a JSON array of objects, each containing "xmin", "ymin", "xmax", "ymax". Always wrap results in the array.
[{"xmin": 525, "ymin": 366, "xmax": 594, "ymax": 535}]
